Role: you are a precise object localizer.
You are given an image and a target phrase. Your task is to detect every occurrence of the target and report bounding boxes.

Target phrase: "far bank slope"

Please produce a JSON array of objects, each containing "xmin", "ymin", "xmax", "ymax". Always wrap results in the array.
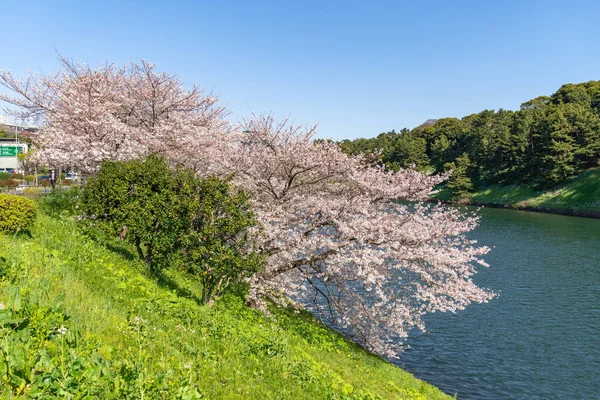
[{"xmin": 433, "ymin": 167, "xmax": 600, "ymax": 218}]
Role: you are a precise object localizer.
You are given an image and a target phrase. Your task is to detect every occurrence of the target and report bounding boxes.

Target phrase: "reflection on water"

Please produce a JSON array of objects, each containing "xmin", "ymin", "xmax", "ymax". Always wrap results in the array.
[{"xmin": 395, "ymin": 207, "xmax": 600, "ymax": 399}]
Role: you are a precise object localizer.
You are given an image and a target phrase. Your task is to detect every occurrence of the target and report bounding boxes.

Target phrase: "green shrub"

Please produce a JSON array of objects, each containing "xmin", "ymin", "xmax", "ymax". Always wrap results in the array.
[
  {"xmin": 0, "ymin": 172, "xmax": 11, "ymax": 181},
  {"xmin": 82, "ymin": 156, "xmax": 185, "ymax": 271},
  {"xmin": 0, "ymin": 194, "xmax": 37, "ymax": 233},
  {"xmin": 81, "ymin": 155, "xmax": 261, "ymax": 302},
  {"xmin": 180, "ymin": 177, "xmax": 262, "ymax": 304},
  {"xmin": 11, "ymin": 173, "xmax": 24, "ymax": 180},
  {"xmin": 24, "ymin": 175, "xmax": 35, "ymax": 183}
]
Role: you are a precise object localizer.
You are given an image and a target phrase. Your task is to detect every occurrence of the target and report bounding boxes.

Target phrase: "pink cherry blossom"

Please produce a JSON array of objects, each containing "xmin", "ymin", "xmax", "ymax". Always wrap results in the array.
[{"xmin": 0, "ymin": 59, "xmax": 495, "ymax": 357}]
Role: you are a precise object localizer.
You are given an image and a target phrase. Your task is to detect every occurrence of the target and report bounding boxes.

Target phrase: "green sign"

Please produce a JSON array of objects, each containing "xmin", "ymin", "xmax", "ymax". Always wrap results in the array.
[{"xmin": 0, "ymin": 146, "xmax": 21, "ymax": 157}]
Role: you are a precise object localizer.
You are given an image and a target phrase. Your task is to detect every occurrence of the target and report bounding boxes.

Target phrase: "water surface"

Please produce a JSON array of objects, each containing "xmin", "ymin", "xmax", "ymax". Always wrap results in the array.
[{"xmin": 396, "ymin": 207, "xmax": 600, "ymax": 399}]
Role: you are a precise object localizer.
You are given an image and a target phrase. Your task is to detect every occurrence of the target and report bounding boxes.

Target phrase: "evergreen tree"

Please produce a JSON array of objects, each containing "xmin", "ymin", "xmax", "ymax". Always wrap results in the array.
[{"xmin": 444, "ymin": 153, "xmax": 474, "ymax": 199}]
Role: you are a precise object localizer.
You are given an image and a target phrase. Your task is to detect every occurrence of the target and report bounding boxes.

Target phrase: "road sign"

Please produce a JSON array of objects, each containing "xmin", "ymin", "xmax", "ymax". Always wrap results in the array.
[{"xmin": 0, "ymin": 146, "xmax": 22, "ymax": 157}]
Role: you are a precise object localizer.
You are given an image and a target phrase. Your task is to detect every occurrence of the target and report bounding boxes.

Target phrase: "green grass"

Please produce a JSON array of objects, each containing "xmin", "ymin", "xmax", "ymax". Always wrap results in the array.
[
  {"xmin": 0, "ymin": 211, "xmax": 451, "ymax": 399},
  {"xmin": 434, "ymin": 167, "xmax": 600, "ymax": 213}
]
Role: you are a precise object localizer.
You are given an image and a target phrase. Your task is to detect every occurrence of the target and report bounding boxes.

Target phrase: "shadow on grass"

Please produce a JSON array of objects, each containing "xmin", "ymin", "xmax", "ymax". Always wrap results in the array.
[
  {"xmin": 103, "ymin": 242, "xmax": 137, "ymax": 261},
  {"xmin": 154, "ymin": 269, "xmax": 205, "ymax": 306}
]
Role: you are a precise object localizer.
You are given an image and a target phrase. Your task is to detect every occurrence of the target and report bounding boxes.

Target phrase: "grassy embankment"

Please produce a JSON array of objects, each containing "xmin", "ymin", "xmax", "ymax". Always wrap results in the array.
[
  {"xmin": 434, "ymin": 167, "xmax": 600, "ymax": 217},
  {"xmin": 0, "ymin": 207, "xmax": 451, "ymax": 399}
]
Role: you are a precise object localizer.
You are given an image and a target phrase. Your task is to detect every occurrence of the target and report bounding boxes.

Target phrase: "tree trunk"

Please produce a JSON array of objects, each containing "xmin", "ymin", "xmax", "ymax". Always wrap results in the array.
[{"xmin": 135, "ymin": 236, "xmax": 145, "ymax": 261}]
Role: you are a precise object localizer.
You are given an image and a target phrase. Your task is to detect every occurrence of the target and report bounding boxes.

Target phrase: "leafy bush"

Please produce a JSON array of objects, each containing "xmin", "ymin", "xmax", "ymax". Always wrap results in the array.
[
  {"xmin": 24, "ymin": 175, "xmax": 35, "ymax": 183},
  {"xmin": 0, "ymin": 172, "xmax": 11, "ymax": 181},
  {"xmin": 0, "ymin": 194, "xmax": 37, "ymax": 233},
  {"xmin": 39, "ymin": 179, "xmax": 51, "ymax": 187},
  {"xmin": 11, "ymin": 173, "xmax": 24, "ymax": 180},
  {"xmin": 82, "ymin": 156, "xmax": 186, "ymax": 271},
  {"xmin": 81, "ymin": 156, "xmax": 261, "ymax": 303},
  {"xmin": 62, "ymin": 179, "xmax": 73, "ymax": 186},
  {"xmin": 180, "ymin": 177, "xmax": 262, "ymax": 304}
]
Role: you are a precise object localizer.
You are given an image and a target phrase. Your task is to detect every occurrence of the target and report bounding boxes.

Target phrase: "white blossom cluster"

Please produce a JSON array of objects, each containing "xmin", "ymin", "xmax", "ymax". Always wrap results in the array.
[{"xmin": 224, "ymin": 115, "xmax": 495, "ymax": 357}]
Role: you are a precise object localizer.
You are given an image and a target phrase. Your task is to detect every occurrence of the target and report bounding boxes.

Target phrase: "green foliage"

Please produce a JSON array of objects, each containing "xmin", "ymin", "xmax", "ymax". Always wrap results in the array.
[
  {"xmin": 0, "ymin": 172, "xmax": 11, "ymax": 181},
  {"xmin": 179, "ymin": 177, "xmax": 262, "ymax": 304},
  {"xmin": 0, "ymin": 212, "xmax": 451, "ymax": 399},
  {"xmin": 24, "ymin": 175, "xmax": 35, "ymax": 183},
  {"xmin": 467, "ymin": 167, "xmax": 600, "ymax": 211},
  {"xmin": 11, "ymin": 173, "xmax": 24, "ymax": 180},
  {"xmin": 444, "ymin": 153, "xmax": 474, "ymax": 199},
  {"xmin": 82, "ymin": 155, "xmax": 189, "ymax": 270},
  {"xmin": 0, "ymin": 194, "xmax": 36, "ymax": 233},
  {"xmin": 339, "ymin": 80, "xmax": 600, "ymax": 189},
  {"xmin": 81, "ymin": 156, "xmax": 261, "ymax": 303},
  {"xmin": 40, "ymin": 187, "xmax": 83, "ymax": 218},
  {"xmin": 22, "ymin": 187, "xmax": 44, "ymax": 200},
  {"xmin": 385, "ymin": 130, "xmax": 430, "ymax": 170}
]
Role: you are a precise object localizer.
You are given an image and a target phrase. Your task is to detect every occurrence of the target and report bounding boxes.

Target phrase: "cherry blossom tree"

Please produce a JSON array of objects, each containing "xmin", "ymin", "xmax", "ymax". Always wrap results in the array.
[
  {"xmin": 1, "ymin": 59, "xmax": 495, "ymax": 357},
  {"xmin": 223, "ymin": 115, "xmax": 495, "ymax": 357},
  {"xmin": 0, "ymin": 56, "xmax": 229, "ymax": 173}
]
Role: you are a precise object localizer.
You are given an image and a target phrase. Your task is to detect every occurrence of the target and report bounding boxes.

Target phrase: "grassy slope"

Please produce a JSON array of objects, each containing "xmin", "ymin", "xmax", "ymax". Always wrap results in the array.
[
  {"xmin": 0, "ymin": 212, "xmax": 451, "ymax": 399},
  {"xmin": 434, "ymin": 167, "xmax": 600, "ymax": 213}
]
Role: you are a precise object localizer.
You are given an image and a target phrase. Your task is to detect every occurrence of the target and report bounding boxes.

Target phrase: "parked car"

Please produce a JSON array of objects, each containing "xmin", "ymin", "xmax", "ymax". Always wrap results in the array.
[{"xmin": 0, "ymin": 168, "xmax": 15, "ymax": 174}]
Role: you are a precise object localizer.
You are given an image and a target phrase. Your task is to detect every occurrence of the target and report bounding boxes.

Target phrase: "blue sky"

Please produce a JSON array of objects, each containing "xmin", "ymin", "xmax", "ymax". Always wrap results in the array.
[{"xmin": 2, "ymin": 0, "xmax": 600, "ymax": 140}]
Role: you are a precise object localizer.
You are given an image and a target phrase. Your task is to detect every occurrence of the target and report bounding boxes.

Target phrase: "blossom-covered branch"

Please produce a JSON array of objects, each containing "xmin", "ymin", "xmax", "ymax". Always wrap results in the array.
[{"xmin": 0, "ymin": 59, "xmax": 495, "ymax": 358}]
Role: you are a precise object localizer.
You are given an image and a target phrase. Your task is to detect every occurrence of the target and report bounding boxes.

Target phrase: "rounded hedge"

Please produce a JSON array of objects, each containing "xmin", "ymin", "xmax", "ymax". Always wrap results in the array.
[
  {"xmin": 0, "ymin": 194, "xmax": 37, "ymax": 233},
  {"xmin": 0, "ymin": 179, "xmax": 19, "ymax": 188}
]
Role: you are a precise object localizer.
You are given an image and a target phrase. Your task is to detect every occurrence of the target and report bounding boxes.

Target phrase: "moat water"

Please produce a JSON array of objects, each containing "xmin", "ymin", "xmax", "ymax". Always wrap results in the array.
[{"xmin": 396, "ymin": 207, "xmax": 600, "ymax": 399}]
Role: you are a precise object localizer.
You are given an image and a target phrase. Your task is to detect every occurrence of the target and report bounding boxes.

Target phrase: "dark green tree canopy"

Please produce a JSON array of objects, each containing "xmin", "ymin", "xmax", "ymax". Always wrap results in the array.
[{"xmin": 338, "ymin": 81, "xmax": 600, "ymax": 190}]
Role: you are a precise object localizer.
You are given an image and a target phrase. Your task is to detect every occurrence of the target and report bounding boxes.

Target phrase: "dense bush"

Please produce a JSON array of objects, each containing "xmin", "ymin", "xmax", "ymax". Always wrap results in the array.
[
  {"xmin": 39, "ymin": 179, "xmax": 51, "ymax": 187},
  {"xmin": 179, "ymin": 177, "xmax": 262, "ymax": 304},
  {"xmin": 82, "ymin": 156, "xmax": 186, "ymax": 270},
  {"xmin": 0, "ymin": 194, "xmax": 37, "ymax": 233},
  {"xmin": 81, "ymin": 155, "xmax": 260, "ymax": 303},
  {"xmin": 11, "ymin": 173, "xmax": 24, "ymax": 180},
  {"xmin": 0, "ymin": 172, "xmax": 11, "ymax": 181},
  {"xmin": 61, "ymin": 179, "xmax": 73, "ymax": 186},
  {"xmin": 24, "ymin": 175, "xmax": 35, "ymax": 183}
]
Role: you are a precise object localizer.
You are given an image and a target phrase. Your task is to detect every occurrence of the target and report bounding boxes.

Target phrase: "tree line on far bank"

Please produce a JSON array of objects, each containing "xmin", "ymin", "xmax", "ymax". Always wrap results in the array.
[{"xmin": 338, "ymin": 81, "xmax": 600, "ymax": 197}]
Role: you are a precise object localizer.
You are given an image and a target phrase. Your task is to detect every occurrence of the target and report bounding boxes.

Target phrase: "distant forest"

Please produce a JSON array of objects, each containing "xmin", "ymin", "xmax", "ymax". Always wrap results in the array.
[{"xmin": 337, "ymin": 81, "xmax": 600, "ymax": 197}]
